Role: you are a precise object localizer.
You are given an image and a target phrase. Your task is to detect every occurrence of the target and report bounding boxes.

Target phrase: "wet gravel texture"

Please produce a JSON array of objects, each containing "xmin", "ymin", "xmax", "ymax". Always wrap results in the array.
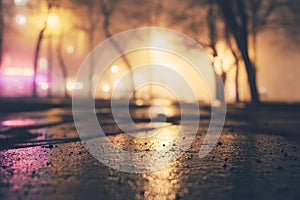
[{"xmin": 0, "ymin": 103, "xmax": 300, "ymax": 200}]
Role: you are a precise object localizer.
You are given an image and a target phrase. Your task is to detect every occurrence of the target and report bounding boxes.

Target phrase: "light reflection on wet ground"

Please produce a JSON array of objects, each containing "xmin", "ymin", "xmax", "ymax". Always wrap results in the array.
[{"xmin": 0, "ymin": 104, "xmax": 300, "ymax": 199}]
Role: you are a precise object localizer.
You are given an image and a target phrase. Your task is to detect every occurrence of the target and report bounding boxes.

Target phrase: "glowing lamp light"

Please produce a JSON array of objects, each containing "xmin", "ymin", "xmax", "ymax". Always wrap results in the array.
[
  {"xmin": 66, "ymin": 82, "xmax": 73, "ymax": 91},
  {"xmin": 135, "ymin": 99, "xmax": 144, "ymax": 106},
  {"xmin": 3, "ymin": 67, "xmax": 33, "ymax": 76},
  {"xmin": 47, "ymin": 14, "xmax": 59, "ymax": 29},
  {"xmin": 212, "ymin": 100, "xmax": 222, "ymax": 107},
  {"xmin": 15, "ymin": 14, "xmax": 27, "ymax": 25},
  {"xmin": 66, "ymin": 81, "xmax": 83, "ymax": 91},
  {"xmin": 111, "ymin": 65, "xmax": 119, "ymax": 73},
  {"xmin": 66, "ymin": 45, "xmax": 74, "ymax": 54},
  {"xmin": 14, "ymin": 0, "xmax": 27, "ymax": 6},
  {"xmin": 102, "ymin": 84, "xmax": 110, "ymax": 92},
  {"xmin": 259, "ymin": 86, "xmax": 267, "ymax": 94},
  {"xmin": 213, "ymin": 57, "xmax": 222, "ymax": 75},
  {"xmin": 39, "ymin": 82, "xmax": 49, "ymax": 90}
]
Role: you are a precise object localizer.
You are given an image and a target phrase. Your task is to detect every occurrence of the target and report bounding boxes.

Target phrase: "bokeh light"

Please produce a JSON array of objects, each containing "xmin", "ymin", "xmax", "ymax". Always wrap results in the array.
[
  {"xmin": 14, "ymin": 0, "xmax": 27, "ymax": 6},
  {"xmin": 66, "ymin": 81, "xmax": 84, "ymax": 91},
  {"xmin": 66, "ymin": 44, "xmax": 74, "ymax": 54},
  {"xmin": 47, "ymin": 13, "xmax": 60, "ymax": 31},
  {"xmin": 111, "ymin": 65, "xmax": 119, "ymax": 73},
  {"xmin": 15, "ymin": 14, "xmax": 27, "ymax": 25},
  {"xmin": 102, "ymin": 84, "xmax": 111, "ymax": 92},
  {"xmin": 39, "ymin": 82, "xmax": 49, "ymax": 90}
]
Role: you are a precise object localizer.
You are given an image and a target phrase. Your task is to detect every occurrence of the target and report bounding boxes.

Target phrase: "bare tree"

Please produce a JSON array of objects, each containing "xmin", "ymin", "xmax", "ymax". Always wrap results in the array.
[
  {"xmin": 216, "ymin": 0, "xmax": 260, "ymax": 103},
  {"xmin": 56, "ymin": 28, "xmax": 69, "ymax": 98},
  {"xmin": 54, "ymin": 2, "xmax": 70, "ymax": 98},
  {"xmin": 47, "ymin": 34, "xmax": 53, "ymax": 98},
  {"xmin": 32, "ymin": 3, "xmax": 53, "ymax": 98},
  {"xmin": 206, "ymin": 1, "xmax": 229, "ymax": 102},
  {"xmin": 245, "ymin": 0, "xmax": 279, "ymax": 66},
  {"xmin": 72, "ymin": 0, "xmax": 100, "ymax": 97},
  {"xmin": 98, "ymin": 0, "xmax": 138, "ymax": 99},
  {"xmin": 226, "ymin": 34, "xmax": 241, "ymax": 102},
  {"xmin": 273, "ymin": 0, "xmax": 300, "ymax": 46},
  {"xmin": 166, "ymin": 0, "xmax": 228, "ymax": 102},
  {"xmin": 216, "ymin": 0, "xmax": 300, "ymax": 103},
  {"xmin": 206, "ymin": 1, "xmax": 218, "ymax": 58}
]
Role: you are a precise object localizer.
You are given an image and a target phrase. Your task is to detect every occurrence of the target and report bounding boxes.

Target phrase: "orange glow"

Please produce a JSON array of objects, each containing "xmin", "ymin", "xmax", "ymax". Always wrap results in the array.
[
  {"xmin": 35, "ymin": 11, "xmax": 61, "ymax": 35},
  {"xmin": 215, "ymin": 42, "xmax": 235, "ymax": 72},
  {"xmin": 135, "ymin": 99, "xmax": 144, "ymax": 106},
  {"xmin": 47, "ymin": 14, "xmax": 59, "ymax": 29},
  {"xmin": 3, "ymin": 67, "xmax": 34, "ymax": 76},
  {"xmin": 96, "ymin": 48, "xmax": 214, "ymax": 102}
]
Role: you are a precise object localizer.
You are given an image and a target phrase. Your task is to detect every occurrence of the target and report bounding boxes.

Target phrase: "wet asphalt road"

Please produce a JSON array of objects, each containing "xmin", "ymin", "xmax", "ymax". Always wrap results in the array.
[{"xmin": 0, "ymin": 102, "xmax": 300, "ymax": 200}]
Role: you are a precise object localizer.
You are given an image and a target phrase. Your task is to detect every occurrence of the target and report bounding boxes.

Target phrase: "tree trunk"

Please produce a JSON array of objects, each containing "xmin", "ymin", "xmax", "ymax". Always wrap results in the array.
[
  {"xmin": 235, "ymin": 58, "xmax": 240, "ymax": 103},
  {"xmin": 228, "ymin": 41, "xmax": 240, "ymax": 103},
  {"xmin": 87, "ymin": 4, "xmax": 96, "ymax": 98},
  {"xmin": 217, "ymin": 0, "xmax": 260, "ymax": 103},
  {"xmin": 33, "ymin": 25, "xmax": 47, "ymax": 98},
  {"xmin": 101, "ymin": 2, "xmax": 136, "ymax": 99},
  {"xmin": 56, "ymin": 32, "xmax": 69, "ymax": 98},
  {"xmin": 236, "ymin": 38, "xmax": 259, "ymax": 103},
  {"xmin": 33, "ymin": 4, "xmax": 52, "ymax": 98},
  {"xmin": 47, "ymin": 35, "xmax": 53, "ymax": 98},
  {"xmin": 88, "ymin": 37, "xmax": 94, "ymax": 98},
  {"xmin": 103, "ymin": 28, "xmax": 137, "ymax": 100},
  {"xmin": 252, "ymin": 32, "xmax": 257, "ymax": 64}
]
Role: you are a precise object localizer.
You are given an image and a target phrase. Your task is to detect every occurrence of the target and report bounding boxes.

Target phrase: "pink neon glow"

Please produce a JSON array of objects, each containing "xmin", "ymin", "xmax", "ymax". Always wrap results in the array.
[
  {"xmin": 1, "ymin": 119, "xmax": 38, "ymax": 127},
  {"xmin": 3, "ymin": 67, "xmax": 34, "ymax": 76}
]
